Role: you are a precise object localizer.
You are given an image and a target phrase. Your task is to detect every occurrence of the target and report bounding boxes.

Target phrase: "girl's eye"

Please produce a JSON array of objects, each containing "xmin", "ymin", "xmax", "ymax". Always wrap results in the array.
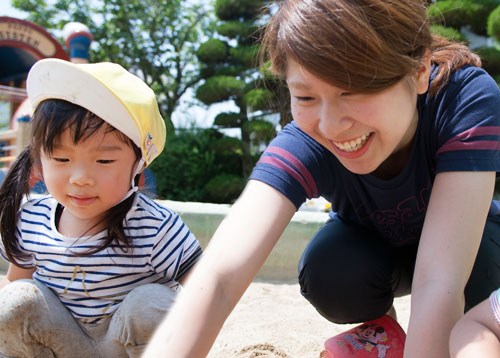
[
  {"xmin": 340, "ymin": 92, "xmax": 352, "ymax": 97},
  {"xmin": 53, "ymin": 157, "xmax": 69, "ymax": 162},
  {"xmin": 97, "ymin": 160, "xmax": 115, "ymax": 164}
]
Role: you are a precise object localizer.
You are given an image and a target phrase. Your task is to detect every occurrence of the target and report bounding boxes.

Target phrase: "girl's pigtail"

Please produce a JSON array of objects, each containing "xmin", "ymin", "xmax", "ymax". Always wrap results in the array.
[{"xmin": 0, "ymin": 146, "xmax": 33, "ymax": 266}]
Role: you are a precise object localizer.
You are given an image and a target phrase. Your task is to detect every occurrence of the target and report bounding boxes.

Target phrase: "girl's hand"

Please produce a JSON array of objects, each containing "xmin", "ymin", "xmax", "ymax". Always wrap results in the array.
[
  {"xmin": 0, "ymin": 264, "xmax": 36, "ymax": 290},
  {"xmin": 405, "ymin": 171, "xmax": 496, "ymax": 358}
]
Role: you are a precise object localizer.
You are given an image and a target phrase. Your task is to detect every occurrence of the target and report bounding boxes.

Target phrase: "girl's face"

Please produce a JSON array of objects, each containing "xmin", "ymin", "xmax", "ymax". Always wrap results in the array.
[
  {"xmin": 286, "ymin": 59, "xmax": 430, "ymax": 176},
  {"xmin": 40, "ymin": 125, "xmax": 138, "ymax": 235}
]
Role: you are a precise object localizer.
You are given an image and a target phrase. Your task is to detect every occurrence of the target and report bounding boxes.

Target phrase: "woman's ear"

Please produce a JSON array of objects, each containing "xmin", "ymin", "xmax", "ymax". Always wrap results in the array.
[{"xmin": 416, "ymin": 49, "xmax": 432, "ymax": 94}]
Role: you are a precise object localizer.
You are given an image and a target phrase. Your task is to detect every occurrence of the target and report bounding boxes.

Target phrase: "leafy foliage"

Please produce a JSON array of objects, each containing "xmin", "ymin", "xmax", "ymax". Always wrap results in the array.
[
  {"xmin": 196, "ymin": 75, "xmax": 246, "ymax": 104},
  {"xmin": 430, "ymin": 25, "xmax": 468, "ymax": 43},
  {"xmin": 195, "ymin": 0, "xmax": 282, "ymax": 179},
  {"xmin": 488, "ymin": 5, "xmax": 500, "ymax": 41},
  {"xmin": 196, "ymin": 39, "xmax": 228, "ymax": 64},
  {"xmin": 12, "ymin": 0, "xmax": 217, "ymax": 132},
  {"xmin": 203, "ymin": 174, "xmax": 245, "ymax": 203},
  {"xmin": 149, "ymin": 128, "xmax": 244, "ymax": 202},
  {"xmin": 427, "ymin": 0, "xmax": 500, "ymax": 87},
  {"xmin": 427, "ymin": 0, "xmax": 498, "ymax": 35}
]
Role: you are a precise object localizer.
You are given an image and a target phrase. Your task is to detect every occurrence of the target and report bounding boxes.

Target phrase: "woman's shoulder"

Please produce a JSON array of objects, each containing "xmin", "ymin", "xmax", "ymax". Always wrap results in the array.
[
  {"xmin": 450, "ymin": 65, "xmax": 496, "ymax": 87},
  {"xmin": 436, "ymin": 65, "xmax": 498, "ymax": 96},
  {"xmin": 425, "ymin": 64, "xmax": 500, "ymax": 116}
]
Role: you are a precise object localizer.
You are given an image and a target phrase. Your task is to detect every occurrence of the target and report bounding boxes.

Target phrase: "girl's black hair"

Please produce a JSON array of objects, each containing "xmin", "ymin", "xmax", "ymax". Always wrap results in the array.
[{"xmin": 0, "ymin": 99, "xmax": 142, "ymax": 266}]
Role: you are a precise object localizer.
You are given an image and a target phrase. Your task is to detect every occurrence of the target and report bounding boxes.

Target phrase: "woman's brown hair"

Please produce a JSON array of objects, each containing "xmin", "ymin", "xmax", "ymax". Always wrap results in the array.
[{"xmin": 261, "ymin": 0, "xmax": 481, "ymax": 97}]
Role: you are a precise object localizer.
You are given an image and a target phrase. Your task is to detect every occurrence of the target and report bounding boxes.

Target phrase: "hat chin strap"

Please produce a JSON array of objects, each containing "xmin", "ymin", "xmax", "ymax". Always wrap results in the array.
[{"xmin": 117, "ymin": 158, "xmax": 145, "ymax": 205}]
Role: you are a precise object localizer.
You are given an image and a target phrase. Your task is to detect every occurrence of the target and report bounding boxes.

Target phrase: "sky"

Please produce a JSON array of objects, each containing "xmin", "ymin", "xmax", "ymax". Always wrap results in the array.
[
  {"xmin": 0, "ymin": 1, "xmax": 239, "ymax": 132},
  {"xmin": 0, "ymin": 2, "xmax": 28, "ymax": 19}
]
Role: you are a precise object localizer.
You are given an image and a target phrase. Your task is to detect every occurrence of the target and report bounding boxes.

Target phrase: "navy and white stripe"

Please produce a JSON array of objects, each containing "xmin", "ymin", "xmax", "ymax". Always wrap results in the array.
[{"xmin": 0, "ymin": 193, "xmax": 202, "ymax": 323}]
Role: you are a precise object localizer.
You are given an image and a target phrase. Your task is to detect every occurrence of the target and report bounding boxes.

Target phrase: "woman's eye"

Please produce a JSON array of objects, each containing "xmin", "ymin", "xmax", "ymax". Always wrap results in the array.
[{"xmin": 295, "ymin": 96, "xmax": 314, "ymax": 102}]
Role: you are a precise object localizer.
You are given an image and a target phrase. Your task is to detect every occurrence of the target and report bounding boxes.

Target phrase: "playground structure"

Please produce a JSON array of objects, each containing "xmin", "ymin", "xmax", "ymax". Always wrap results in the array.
[{"xmin": 0, "ymin": 17, "xmax": 92, "ymax": 177}]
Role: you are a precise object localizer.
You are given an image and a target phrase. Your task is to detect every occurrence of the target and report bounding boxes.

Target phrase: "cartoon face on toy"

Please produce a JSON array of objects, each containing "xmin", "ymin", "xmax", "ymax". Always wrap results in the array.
[{"xmin": 357, "ymin": 324, "xmax": 386, "ymax": 342}]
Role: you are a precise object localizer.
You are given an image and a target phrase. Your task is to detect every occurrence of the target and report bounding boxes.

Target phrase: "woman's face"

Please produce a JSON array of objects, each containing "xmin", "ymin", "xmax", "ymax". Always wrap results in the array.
[{"xmin": 286, "ymin": 59, "xmax": 430, "ymax": 176}]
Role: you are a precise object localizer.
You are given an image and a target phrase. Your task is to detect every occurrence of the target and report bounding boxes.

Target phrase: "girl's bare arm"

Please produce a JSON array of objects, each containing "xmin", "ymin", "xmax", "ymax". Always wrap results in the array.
[{"xmin": 0, "ymin": 264, "xmax": 36, "ymax": 290}]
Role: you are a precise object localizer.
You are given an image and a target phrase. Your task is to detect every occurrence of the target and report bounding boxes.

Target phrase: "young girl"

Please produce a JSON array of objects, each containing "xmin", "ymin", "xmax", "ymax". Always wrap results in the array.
[
  {"xmin": 449, "ymin": 288, "xmax": 500, "ymax": 357},
  {"xmin": 145, "ymin": 0, "xmax": 500, "ymax": 357},
  {"xmin": 0, "ymin": 58, "xmax": 202, "ymax": 358}
]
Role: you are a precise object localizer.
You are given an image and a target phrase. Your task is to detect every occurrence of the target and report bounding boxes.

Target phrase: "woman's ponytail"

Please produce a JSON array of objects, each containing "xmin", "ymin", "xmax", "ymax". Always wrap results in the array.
[
  {"xmin": 0, "ymin": 146, "xmax": 34, "ymax": 265},
  {"xmin": 429, "ymin": 35, "xmax": 482, "ymax": 97}
]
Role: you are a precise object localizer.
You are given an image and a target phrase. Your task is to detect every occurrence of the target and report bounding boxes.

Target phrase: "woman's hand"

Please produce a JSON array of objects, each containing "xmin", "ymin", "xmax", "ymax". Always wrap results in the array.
[{"xmin": 143, "ymin": 180, "xmax": 296, "ymax": 358}]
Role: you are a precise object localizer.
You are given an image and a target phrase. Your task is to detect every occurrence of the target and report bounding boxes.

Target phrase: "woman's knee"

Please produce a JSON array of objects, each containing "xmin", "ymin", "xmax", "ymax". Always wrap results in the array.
[{"xmin": 298, "ymin": 221, "xmax": 395, "ymax": 323}]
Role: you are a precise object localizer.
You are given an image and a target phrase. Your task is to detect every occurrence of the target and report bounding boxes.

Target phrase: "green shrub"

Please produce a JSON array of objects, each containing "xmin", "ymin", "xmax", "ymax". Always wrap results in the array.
[
  {"xmin": 488, "ymin": 5, "xmax": 500, "ymax": 41},
  {"xmin": 210, "ymin": 136, "xmax": 243, "ymax": 154},
  {"xmin": 217, "ymin": 21, "xmax": 257, "ymax": 41},
  {"xmin": 213, "ymin": 112, "xmax": 243, "ymax": 127},
  {"xmin": 229, "ymin": 45, "xmax": 259, "ymax": 68},
  {"xmin": 430, "ymin": 25, "xmax": 467, "ymax": 43},
  {"xmin": 196, "ymin": 76, "xmax": 246, "ymax": 104},
  {"xmin": 476, "ymin": 47, "xmax": 500, "ymax": 74},
  {"xmin": 203, "ymin": 174, "xmax": 245, "ymax": 203},
  {"xmin": 244, "ymin": 119, "xmax": 277, "ymax": 144},
  {"xmin": 427, "ymin": 0, "xmax": 497, "ymax": 35},
  {"xmin": 215, "ymin": 0, "xmax": 265, "ymax": 21},
  {"xmin": 244, "ymin": 88, "xmax": 275, "ymax": 112},
  {"xmin": 197, "ymin": 39, "xmax": 228, "ymax": 64},
  {"xmin": 149, "ymin": 128, "xmax": 246, "ymax": 203}
]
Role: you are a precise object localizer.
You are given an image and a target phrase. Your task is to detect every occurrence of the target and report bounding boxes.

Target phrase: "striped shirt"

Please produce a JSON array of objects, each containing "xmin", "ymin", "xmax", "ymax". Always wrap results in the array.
[{"xmin": 0, "ymin": 193, "xmax": 202, "ymax": 323}]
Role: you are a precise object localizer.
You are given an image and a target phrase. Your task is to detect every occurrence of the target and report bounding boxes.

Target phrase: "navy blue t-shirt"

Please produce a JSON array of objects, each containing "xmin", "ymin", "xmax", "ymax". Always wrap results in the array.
[{"xmin": 250, "ymin": 66, "xmax": 500, "ymax": 247}]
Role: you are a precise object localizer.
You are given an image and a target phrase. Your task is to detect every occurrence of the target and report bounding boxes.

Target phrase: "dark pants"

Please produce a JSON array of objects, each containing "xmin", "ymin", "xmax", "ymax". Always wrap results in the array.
[{"xmin": 298, "ymin": 217, "xmax": 500, "ymax": 324}]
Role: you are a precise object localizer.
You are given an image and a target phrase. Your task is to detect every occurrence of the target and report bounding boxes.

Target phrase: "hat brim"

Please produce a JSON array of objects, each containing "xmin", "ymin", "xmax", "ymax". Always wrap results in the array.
[{"xmin": 27, "ymin": 59, "xmax": 141, "ymax": 149}]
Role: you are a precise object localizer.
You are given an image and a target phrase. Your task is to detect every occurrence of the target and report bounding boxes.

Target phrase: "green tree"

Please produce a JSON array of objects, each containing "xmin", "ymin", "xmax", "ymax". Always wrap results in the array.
[
  {"xmin": 195, "ymin": 0, "xmax": 280, "ymax": 178},
  {"xmin": 12, "ymin": 0, "xmax": 217, "ymax": 133},
  {"xmin": 427, "ymin": 0, "xmax": 500, "ymax": 82},
  {"xmin": 149, "ymin": 127, "xmax": 245, "ymax": 203}
]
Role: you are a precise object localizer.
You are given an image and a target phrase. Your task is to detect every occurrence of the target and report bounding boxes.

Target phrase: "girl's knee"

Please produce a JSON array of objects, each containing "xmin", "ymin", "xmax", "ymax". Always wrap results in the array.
[
  {"xmin": 0, "ymin": 280, "xmax": 45, "ymax": 325},
  {"xmin": 123, "ymin": 283, "xmax": 177, "ymax": 313},
  {"xmin": 110, "ymin": 284, "xmax": 177, "ymax": 344}
]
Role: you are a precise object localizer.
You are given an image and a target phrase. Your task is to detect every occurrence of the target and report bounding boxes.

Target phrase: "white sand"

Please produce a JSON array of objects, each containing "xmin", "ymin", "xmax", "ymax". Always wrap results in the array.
[
  {"xmin": 208, "ymin": 281, "xmax": 411, "ymax": 358},
  {"xmin": 0, "ymin": 274, "xmax": 411, "ymax": 358}
]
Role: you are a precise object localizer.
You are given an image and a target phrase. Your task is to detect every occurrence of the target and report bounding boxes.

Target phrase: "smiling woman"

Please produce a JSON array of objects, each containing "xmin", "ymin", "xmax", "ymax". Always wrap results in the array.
[
  {"xmin": 286, "ymin": 59, "xmax": 426, "ymax": 176},
  {"xmin": 144, "ymin": 1, "xmax": 500, "ymax": 358}
]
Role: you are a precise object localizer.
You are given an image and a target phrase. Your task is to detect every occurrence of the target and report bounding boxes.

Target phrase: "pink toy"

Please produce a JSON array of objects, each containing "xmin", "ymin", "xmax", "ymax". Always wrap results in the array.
[{"xmin": 320, "ymin": 315, "xmax": 406, "ymax": 358}]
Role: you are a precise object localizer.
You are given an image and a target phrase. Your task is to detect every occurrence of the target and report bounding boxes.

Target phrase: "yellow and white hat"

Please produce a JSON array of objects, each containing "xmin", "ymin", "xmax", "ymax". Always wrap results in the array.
[{"xmin": 26, "ymin": 58, "xmax": 166, "ymax": 166}]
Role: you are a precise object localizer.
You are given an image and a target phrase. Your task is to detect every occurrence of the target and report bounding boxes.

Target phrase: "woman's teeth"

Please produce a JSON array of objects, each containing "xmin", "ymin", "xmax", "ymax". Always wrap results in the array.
[{"xmin": 333, "ymin": 133, "xmax": 371, "ymax": 152}]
